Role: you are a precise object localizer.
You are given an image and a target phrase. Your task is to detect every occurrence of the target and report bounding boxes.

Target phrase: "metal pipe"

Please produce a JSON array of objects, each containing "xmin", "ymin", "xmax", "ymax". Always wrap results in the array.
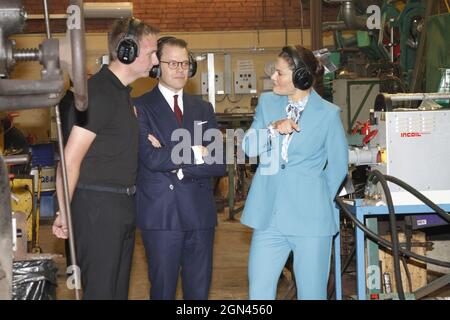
[
  {"xmin": 27, "ymin": 2, "xmax": 133, "ymax": 20},
  {"xmin": 386, "ymin": 93, "xmax": 450, "ymax": 102},
  {"xmin": 342, "ymin": 0, "xmax": 368, "ymax": 30},
  {"xmin": 69, "ymin": 0, "xmax": 88, "ymax": 112},
  {"xmin": 322, "ymin": 21, "xmax": 348, "ymax": 31},
  {"xmin": 375, "ymin": 92, "xmax": 450, "ymax": 111},
  {"xmin": 3, "ymin": 155, "xmax": 30, "ymax": 166},
  {"xmin": 42, "ymin": 0, "xmax": 51, "ymax": 39},
  {"xmin": 0, "ymin": 79, "xmax": 63, "ymax": 95},
  {"xmin": 0, "ymin": 94, "xmax": 63, "ymax": 111},
  {"xmin": 54, "ymin": 104, "xmax": 81, "ymax": 300},
  {"xmin": 83, "ymin": 2, "xmax": 132, "ymax": 18},
  {"xmin": 0, "ymin": 156, "xmax": 13, "ymax": 300},
  {"xmin": 207, "ymin": 53, "xmax": 215, "ymax": 111},
  {"xmin": 348, "ymin": 147, "xmax": 378, "ymax": 166},
  {"xmin": 13, "ymin": 48, "xmax": 40, "ymax": 61},
  {"xmin": 390, "ymin": 19, "xmax": 394, "ymax": 63}
]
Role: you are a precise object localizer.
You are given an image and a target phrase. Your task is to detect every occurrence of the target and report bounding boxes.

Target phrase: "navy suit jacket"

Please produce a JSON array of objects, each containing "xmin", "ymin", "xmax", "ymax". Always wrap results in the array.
[{"xmin": 133, "ymin": 86, "xmax": 226, "ymax": 231}]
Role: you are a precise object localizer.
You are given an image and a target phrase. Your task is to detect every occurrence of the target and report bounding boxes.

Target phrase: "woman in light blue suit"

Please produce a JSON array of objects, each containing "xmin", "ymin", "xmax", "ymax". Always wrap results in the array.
[{"xmin": 241, "ymin": 46, "xmax": 348, "ymax": 300}]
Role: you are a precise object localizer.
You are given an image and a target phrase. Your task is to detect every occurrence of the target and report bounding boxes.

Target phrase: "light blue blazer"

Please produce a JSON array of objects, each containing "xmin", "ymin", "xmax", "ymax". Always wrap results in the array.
[{"xmin": 241, "ymin": 90, "xmax": 348, "ymax": 236}]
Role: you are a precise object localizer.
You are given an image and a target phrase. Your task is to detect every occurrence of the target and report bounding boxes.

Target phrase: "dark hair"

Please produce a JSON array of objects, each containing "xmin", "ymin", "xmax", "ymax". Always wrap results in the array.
[
  {"xmin": 157, "ymin": 37, "xmax": 188, "ymax": 60},
  {"xmin": 279, "ymin": 45, "xmax": 325, "ymax": 95},
  {"xmin": 108, "ymin": 17, "xmax": 159, "ymax": 61}
]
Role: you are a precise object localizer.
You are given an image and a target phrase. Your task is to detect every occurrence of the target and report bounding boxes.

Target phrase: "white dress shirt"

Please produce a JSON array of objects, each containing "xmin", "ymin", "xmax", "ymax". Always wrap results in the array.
[{"xmin": 158, "ymin": 83, "xmax": 184, "ymax": 114}]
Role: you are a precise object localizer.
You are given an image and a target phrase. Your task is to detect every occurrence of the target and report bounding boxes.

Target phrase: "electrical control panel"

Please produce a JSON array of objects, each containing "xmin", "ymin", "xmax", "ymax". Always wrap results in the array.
[
  {"xmin": 234, "ymin": 71, "xmax": 257, "ymax": 94},
  {"xmin": 201, "ymin": 72, "xmax": 224, "ymax": 95}
]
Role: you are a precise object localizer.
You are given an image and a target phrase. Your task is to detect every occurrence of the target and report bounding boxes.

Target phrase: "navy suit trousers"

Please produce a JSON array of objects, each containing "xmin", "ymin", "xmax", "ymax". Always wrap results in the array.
[{"xmin": 140, "ymin": 228, "xmax": 215, "ymax": 300}]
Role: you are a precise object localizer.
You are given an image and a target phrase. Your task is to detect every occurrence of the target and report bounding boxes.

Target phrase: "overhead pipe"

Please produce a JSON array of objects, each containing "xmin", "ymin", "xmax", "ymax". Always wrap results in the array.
[
  {"xmin": 26, "ymin": 2, "xmax": 133, "ymax": 20},
  {"xmin": 342, "ymin": 0, "xmax": 368, "ymax": 30},
  {"xmin": 375, "ymin": 92, "xmax": 450, "ymax": 111},
  {"xmin": 322, "ymin": 0, "xmax": 368, "ymax": 31}
]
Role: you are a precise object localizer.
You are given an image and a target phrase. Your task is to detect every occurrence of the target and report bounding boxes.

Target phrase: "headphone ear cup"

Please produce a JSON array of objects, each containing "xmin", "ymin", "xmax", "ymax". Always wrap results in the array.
[
  {"xmin": 293, "ymin": 67, "xmax": 313, "ymax": 90},
  {"xmin": 117, "ymin": 38, "xmax": 138, "ymax": 64},
  {"xmin": 188, "ymin": 53, "xmax": 197, "ymax": 78},
  {"xmin": 149, "ymin": 65, "xmax": 160, "ymax": 78}
]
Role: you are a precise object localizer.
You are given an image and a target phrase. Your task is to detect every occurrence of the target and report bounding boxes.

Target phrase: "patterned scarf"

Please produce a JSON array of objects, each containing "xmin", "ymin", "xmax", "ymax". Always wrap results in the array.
[{"xmin": 281, "ymin": 95, "xmax": 309, "ymax": 162}]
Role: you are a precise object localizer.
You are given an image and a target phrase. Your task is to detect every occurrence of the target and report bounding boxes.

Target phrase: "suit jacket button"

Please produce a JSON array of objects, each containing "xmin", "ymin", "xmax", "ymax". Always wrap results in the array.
[
  {"xmin": 281, "ymin": 164, "xmax": 286, "ymax": 169},
  {"xmin": 169, "ymin": 184, "xmax": 174, "ymax": 190}
]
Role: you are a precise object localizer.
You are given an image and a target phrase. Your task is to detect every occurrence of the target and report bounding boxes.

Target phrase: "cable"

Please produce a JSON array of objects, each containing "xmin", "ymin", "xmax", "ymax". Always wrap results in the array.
[
  {"xmin": 215, "ymin": 94, "xmax": 227, "ymax": 103},
  {"xmin": 368, "ymin": 170, "xmax": 405, "ymax": 299},
  {"xmin": 226, "ymin": 94, "xmax": 243, "ymax": 104},
  {"xmin": 384, "ymin": 175, "xmax": 450, "ymax": 223},
  {"xmin": 336, "ymin": 197, "xmax": 450, "ymax": 268},
  {"xmin": 401, "ymin": 256, "xmax": 413, "ymax": 293},
  {"xmin": 445, "ymin": 0, "xmax": 450, "ymax": 13}
]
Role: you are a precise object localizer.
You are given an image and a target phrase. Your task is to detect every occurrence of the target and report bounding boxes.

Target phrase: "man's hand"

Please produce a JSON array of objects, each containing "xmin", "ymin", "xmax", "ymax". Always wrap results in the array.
[
  {"xmin": 191, "ymin": 145, "xmax": 207, "ymax": 164},
  {"xmin": 272, "ymin": 119, "xmax": 300, "ymax": 135},
  {"xmin": 52, "ymin": 213, "xmax": 68, "ymax": 239},
  {"xmin": 199, "ymin": 146, "xmax": 208, "ymax": 157},
  {"xmin": 148, "ymin": 134, "xmax": 162, "ymax": 148}
]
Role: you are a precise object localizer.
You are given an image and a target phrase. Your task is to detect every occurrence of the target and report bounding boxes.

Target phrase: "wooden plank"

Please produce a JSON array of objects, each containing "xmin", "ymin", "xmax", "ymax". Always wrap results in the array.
[{"xmin": 379, "ymin": 232, "xmax": 427, "ymax": 293}]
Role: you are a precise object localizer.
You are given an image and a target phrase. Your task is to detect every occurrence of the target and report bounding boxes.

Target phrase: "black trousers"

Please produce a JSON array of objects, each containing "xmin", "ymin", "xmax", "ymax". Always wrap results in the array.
[{"xmin": 71, "ymin": 188, "xmax": 136, "ymax": 300}]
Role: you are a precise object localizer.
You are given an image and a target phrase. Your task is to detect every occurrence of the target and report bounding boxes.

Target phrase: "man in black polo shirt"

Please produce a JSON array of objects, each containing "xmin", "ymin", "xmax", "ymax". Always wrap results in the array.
[{"xmin": 52, "ymin": 18, "xmax": 159, "ymax": 300}]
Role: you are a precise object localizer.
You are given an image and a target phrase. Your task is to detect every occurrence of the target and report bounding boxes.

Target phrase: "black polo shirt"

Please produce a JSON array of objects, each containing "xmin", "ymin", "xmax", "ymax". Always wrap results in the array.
[{"xmin": 78, "ymin": 65, "xmax": 139, "ymax": 187}]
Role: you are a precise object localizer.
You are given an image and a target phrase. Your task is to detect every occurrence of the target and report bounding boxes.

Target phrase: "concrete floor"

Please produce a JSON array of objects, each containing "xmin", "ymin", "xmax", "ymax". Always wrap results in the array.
[
  {"xmin": 39, "ymin": 207, "xmax": 257, "ymax": 300},
  {"xmin": 36, "ymin": 207, "xmax": 449, "ymax": 300}
]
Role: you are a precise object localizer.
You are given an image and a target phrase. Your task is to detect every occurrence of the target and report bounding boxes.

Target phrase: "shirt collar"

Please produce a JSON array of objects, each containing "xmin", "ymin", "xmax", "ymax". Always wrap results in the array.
[
  {"xmin": 101, "ymin": 65, "xmax": 131, "ymax": 93},
  {"xmin": 288, "ymin": 93, "xmax": 310, "ymax": 108},
  {"xmin": 158, "ymin": 83, "xmax": 183, "ymax": 109}
]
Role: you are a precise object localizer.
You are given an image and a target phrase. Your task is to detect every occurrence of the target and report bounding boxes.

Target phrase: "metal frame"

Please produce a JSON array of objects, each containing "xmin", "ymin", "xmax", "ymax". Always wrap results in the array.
[{"xmin": 335, "ymin": 199, "xmax": 450, "ymax": 300}]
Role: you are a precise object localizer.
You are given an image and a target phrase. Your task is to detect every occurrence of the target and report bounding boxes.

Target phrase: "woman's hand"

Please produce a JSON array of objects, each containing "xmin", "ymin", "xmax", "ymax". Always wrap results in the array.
[{"xmin": 272, "ymin": 119, "xmax": 299, "ymax": 135}]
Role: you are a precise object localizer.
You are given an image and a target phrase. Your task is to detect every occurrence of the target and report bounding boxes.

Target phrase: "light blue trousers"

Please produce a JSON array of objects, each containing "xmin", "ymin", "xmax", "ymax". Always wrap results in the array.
[{"xmin": 248, "ymin": 218, "xmax": 333, "ymax": 300}]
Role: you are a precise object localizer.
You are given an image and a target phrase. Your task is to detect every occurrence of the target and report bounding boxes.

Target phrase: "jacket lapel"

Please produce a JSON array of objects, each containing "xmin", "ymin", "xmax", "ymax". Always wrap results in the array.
[
  {"xmin": 181, "ymin": 93, "xmax": 196, "ymax": 131},
  {"xmin": 153, "ymin": 87, "xmax": 180, "ymax": 131}
]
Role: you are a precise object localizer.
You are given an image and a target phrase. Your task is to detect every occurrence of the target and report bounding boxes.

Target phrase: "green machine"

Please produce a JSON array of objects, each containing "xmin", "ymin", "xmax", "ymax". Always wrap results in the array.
[
  {"xmin": 333, "ymin": 1, "xmax": 425, "ymax": 91},
  {"xmin": 425, "ymin": 13, "xmax": 450, "ymax": 107}
]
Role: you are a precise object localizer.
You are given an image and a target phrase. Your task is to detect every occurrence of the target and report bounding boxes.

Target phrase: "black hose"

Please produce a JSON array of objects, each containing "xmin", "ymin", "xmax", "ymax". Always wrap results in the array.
[
  {"xmin": 401, "ymin": 256, "xmax": 413, "ymax": 293},
  {"xmin": 384, "ymin": 175, "xmax": 450, "ymax": 224},
  {"xmin": 368, "ymin": 170, "xmax": 405, "ymax": 299},
  {"xmin": 336, "ymin": 197, "xmax": 450, "ymax": 268}
]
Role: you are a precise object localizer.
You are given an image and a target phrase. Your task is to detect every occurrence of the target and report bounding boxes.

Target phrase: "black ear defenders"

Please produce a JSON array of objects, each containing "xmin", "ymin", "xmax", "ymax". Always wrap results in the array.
[
  {"xmin": 149, "ymin": 36, "xmax": 197, "ymax": 78},
  {"xmin": 116, "ymin": 18, "xmax": 140, "ymax": 64},
  {"xmin": 281, "ymin": 46, "xmax": 313, "ymax": 90}
]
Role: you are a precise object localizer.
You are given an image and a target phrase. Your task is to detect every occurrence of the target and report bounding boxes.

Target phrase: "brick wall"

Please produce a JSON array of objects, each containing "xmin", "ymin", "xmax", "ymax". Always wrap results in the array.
[{"xmin": 21, "ymin": 0, "xmax": 340, "ymax": 33}]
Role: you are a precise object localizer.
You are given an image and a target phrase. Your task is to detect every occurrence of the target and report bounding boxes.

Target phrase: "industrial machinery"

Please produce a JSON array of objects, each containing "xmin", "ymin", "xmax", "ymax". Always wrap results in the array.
[
  {"xmin": 340, "ymin": 92, "xmax": 450, "ymax": 300},
  {"xmin": 349, "ymin": 95, "xmax": 450, "ymax": 206},
  {"xmin": 0, "ymin": 0, "xmax": 88, "ymax": 300},
  {"xmin": 326, "ymin": 0, "xmax": 427, "ymax": 91}
]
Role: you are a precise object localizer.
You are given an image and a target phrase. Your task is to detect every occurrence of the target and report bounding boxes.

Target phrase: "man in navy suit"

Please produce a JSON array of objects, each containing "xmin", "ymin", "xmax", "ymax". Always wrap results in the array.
[{"xmin": 133, "ymin": 37, "xmax": 225, "ymax": 300}]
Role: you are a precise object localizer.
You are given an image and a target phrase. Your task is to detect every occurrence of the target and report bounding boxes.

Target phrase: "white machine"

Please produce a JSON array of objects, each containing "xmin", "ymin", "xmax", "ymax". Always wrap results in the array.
[
  {"xmin": 349, "ymin": 108, "xmax": 450, "ymax": 206},
  {"xmin": 372, "ymin": 109, "xmax": 450, "ymax": 205}
]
